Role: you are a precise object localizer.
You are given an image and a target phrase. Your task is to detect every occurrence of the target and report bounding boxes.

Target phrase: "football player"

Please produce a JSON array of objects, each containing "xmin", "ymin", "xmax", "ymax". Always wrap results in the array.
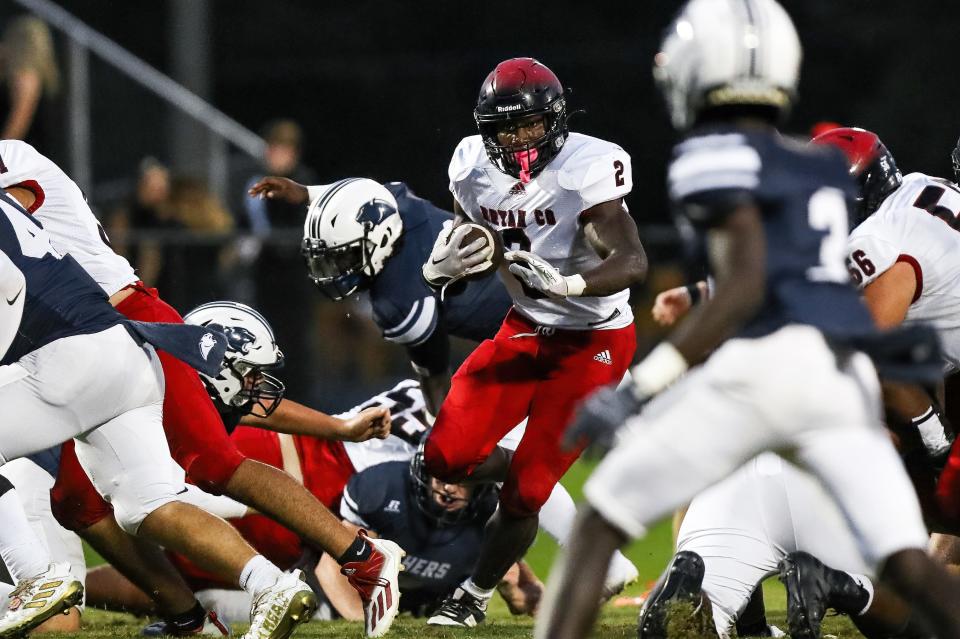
[
  {"xmin": 420, "ymin": 56, "xmax": 646, "ymax": 627},
  {"xmin": 249, "ymin": 175, "xmax": 510, "ymax": 417},
  {"xmin": 0, "ymin": 193, "xmax": 323, "ymax": 639},
  {"xmin": 536, "ymin": 2, "xmax": 960, "ymax": 639},
  {"xmin": 324, "ymin": 447, "xmax": 543, "ymax": 620},
  {"xmin": 249, "ymin": 175, "xmax": 640, "ymax": 595},
  {"xmin": 0, "ymin": 140, "xmax": 403, "ymax": 638},
  {"xmin": 87, "ymin": 375, "xmax": 544, "ymax": 626},
  {"xmin": 646, "ymin": 129, "xmax": 960, "ymax": 639}
]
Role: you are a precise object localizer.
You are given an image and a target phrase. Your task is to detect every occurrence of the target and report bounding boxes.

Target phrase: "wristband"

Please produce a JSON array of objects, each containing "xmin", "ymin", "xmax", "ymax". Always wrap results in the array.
[
  {"xmin": 630, "ymin": 342, "xmax": 688, "ymax": 398},
  {"xmin": 564, "ymin": 274, "xmax": 587, "ymax": 297},
  {"xmin": 913, "ymin": 407, "xmax": 952, "ymax": 456},
  {"xmin": 684, "ymin": 283, "xmax": 701, "ymax": 305}
]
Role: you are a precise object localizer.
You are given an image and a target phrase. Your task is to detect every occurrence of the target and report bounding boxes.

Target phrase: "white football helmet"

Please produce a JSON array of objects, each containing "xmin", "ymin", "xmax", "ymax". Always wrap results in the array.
[
  {"xmin": 653, "ymin": 0, "xmax": 802, "ymax": 130},
  {"xmin": 184, "ymin": 301, "xmax": 285, "ymax": 417},
  {"xmin": 301, "ymin": 178, "xmax": 403, "ymax": 300}
]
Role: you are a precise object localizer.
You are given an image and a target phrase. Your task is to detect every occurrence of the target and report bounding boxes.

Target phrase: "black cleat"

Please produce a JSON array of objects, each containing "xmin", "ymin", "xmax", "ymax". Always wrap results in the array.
[
  {"xmin": 426, "ymin": 587, "xmax": 487, "ymax": 627},
  {"xmin": 778, "ymin": 552, "xmax": 833, "ymax": 639},
  {"xmin": 638, "ymin": 551, "xmax": 715, "ymax": 639},
  {"xmin": 779, "ymin": 551, "xmax": 871, "ymax": 639}
]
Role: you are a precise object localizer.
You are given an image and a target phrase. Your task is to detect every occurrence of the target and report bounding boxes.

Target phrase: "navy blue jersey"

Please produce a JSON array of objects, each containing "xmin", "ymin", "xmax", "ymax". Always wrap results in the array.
[
  {"xmin": 341, "ymin": 461, "xmax": 496, "ymax": 616},
  {"xmin": 0, "ymin": 193, "xmax": 122, "ymax": 365},
  {"xmin": 668, "ymin": 129, "xmax": 876, "ymax": 340},
  {"xmin": 370, "ymin": 183, "xmax": 511, "ymax": 361}
]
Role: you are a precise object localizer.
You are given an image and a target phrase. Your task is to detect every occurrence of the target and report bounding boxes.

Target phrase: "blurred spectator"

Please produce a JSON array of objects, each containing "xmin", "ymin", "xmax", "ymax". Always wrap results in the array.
[
  {"xmin": 0, "ymin": 16, "xmax": 60, "ymax": 155},
  {"xmin": 109, "ymin": 157, "xmax": 179, "ymax": 291},
  {"xmin": 241, "ymin": 119, "xmax": 318, "ymax": 232},
  {"xmin": 165, "ymin": 175, "xmax": 235, "ymax": 311},
  {"xmin": 111, "ymin": 159, "xmax": 234, "ymax": 312},
  {"xmin": 237, "ymin": 119, "xmax": 319, "ymax": 401}
]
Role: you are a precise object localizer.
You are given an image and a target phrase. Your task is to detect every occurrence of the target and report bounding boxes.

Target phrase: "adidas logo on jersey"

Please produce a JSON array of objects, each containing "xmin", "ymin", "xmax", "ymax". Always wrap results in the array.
[
  {"xmin": 508, "ymin": 181, "xmax": 526, "ymax": 197},
  {"xmin": 593, "ymin": 350, "xmax": 612, "ymax": 365},
  {"xmin": 384, "ymin": 500, "xmax": 401, "ymax": 513}
]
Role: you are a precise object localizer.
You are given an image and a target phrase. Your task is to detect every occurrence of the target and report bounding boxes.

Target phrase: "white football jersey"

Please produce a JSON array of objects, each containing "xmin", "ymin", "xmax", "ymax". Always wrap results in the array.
[
  {"xmin": 0, "ymin": 140, "xmax": 137, "ymax": 297},
  {"xmin": 847, "ymin": 172, "xmax": 960, "ymax": 373},
  {"xmin": 339, "ymin": 379, "xmax": 424, "ymax": 472},
  {"xmin": 449, "ymin": 132, "xmax": 634, "ymax": 329}
]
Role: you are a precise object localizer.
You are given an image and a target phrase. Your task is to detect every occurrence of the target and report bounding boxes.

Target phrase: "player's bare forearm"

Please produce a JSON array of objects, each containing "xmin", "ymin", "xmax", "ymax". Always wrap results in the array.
[
  {"xmin": 247, "ymin": 176, "xmax": 309, "ymax": 206},
  {"xmin": 241, "ymin": 399, "xmax": 342, "ymax": 435},
  {"xmin": 666, "ymin": 206, "xmax": 766, "ymax": 365},
  {"xmin": 241, "ymin": 399, "xmax": 390, "ymax": 441},
  {"xmin": 580, "ymin": 199, "xmax": 647, "ymax": 296}
]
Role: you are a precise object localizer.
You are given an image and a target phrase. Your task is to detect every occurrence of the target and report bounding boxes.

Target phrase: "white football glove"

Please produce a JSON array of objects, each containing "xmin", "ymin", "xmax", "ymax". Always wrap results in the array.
[
  {"xmin": 421, "ymin": 222, "xmax": 494, "ymax": 287},
  {"xmin": 505, "ymin": 250, "xmax": 585, "ymax": 299}
]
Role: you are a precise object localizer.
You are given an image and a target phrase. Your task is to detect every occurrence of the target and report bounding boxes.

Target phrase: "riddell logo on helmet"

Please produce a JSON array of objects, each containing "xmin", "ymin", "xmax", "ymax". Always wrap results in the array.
[{"xmin": 496, "ymin": 104, "xmax": 523, "ymax": 112}]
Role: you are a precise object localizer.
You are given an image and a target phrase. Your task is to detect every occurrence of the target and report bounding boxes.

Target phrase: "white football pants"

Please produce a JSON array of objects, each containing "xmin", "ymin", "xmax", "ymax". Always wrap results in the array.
[
  {"xmin": 586, "ymin": 325, "xmax": 928, "ymax": 571},
  {"xmin": 0, "ymin": 325, "xmax": 180, "ymax": 533}
]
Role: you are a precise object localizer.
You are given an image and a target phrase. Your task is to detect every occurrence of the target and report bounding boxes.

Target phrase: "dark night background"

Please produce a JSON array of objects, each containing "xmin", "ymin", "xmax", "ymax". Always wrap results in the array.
[
  {"xmin": 9, "ymin": 1, "xmax": 960, "ymax": 220},
  {"xmin": 2, "ymin": 0, "xmax": 959, "ymax": 404}
]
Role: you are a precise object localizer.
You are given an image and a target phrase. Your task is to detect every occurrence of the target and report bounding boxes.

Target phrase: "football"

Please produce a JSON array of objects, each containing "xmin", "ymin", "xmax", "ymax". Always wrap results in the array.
[{"xmin": 454, "ymin": 222, "xmax": 503, "ymax": 280}]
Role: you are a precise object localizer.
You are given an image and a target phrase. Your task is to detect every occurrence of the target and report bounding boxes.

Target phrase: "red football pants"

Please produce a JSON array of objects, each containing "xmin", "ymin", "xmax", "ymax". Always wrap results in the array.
[
  {"xmin": 50, "ymin": 285, "xmax": 247, "ymax": 532},
  {"xmin": 424, "ymin": 309, "xmax": 636, "ymax": 517}
]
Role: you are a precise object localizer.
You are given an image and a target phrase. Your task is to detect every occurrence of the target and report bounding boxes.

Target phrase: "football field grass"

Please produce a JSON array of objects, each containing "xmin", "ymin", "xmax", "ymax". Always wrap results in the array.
[{"xmin": 60, "ymin": 460, "xmax": 863, "ymax": 638}]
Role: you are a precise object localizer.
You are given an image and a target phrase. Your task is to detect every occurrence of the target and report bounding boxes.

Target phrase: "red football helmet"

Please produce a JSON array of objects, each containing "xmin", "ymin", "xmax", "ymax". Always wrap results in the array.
[
  {"xmin": 811, "ymin": 126, "xmax": 902, "ymax": 224},
  {"xmin": 473, "ymin": 58, "xmax": 569, "ymax": 183}
]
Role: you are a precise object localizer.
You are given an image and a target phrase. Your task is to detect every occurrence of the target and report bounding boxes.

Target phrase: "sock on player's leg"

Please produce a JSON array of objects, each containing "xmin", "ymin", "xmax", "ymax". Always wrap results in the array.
[
  {"xmin": 0, "ymin": 483, "xmax": 51, "ymax": 580},
  {"xmin": 238, "ymin": 555, "xmax": 283, "ymax": 597},
  {"xmin": 460, "ymin": 578, "xmax": 495, "ymax": 601}
]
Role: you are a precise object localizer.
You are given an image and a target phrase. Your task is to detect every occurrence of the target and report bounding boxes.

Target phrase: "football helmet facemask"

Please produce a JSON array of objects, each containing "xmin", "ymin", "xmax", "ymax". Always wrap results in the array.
[
  {"xmin": 653, "ymin": 0, "xmax": 801, "ymax": 130},
  {"xmin": 409, "ymin": 442, "xmax": 496, "ymax": 528},
  {"xmin": 184, "ymin": 301, "xmax": 285, "ymax": 417},
  {"xmin": 474, "ymin": 57, "xmax": 569, "ymax": 183},
  {"xmin": 811, "ymin": 126, "xmax": 902, "ymax": 226},
  {"xmin": 301, "ymin": 178, "xmax": 403, "ymax": 301}
]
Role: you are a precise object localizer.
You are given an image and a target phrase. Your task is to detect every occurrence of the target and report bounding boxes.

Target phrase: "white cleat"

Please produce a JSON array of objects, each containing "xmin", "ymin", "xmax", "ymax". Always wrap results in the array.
[
  {"xmin": 0, "ymin": 563, "xmax": 83, "ymax": 638},
  {"xmin": 340, "ymin": 532, "xmax": 405, "ymax": 637},
  {"xmin": 240, "ymin": 570, "xmax": 317, "ymax": 639},
  {"xmin": 602, "ymin": 556, "xmax": 640, "ymax": 602}
]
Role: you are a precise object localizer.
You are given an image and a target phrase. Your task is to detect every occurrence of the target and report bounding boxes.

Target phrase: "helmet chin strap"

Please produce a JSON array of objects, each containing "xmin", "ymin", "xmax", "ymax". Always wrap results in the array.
[{"xmin": 514, "ymin": 148, "xmax": 539, "ymax": 183}]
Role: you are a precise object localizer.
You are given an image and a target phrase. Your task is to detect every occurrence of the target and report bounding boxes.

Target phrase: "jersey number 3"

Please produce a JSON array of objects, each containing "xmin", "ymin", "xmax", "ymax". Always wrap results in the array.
[{"xmin": 806, "ymin": 187, "xmax": 850, "ymax": 284}]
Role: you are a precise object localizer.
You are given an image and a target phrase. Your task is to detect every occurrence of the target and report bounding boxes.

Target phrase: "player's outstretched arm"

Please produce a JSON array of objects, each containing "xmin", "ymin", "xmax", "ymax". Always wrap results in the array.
[
  {"xmin": 652, "ymin": 281, "xmax": 708, "ymax": 327},
  {"xmin": 240, "ymin": 398, "xmax": 391, "ymax": 441},
  {"xmin": 247, "ymin": 176, "xmax": 310, "ymax": 206}
]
